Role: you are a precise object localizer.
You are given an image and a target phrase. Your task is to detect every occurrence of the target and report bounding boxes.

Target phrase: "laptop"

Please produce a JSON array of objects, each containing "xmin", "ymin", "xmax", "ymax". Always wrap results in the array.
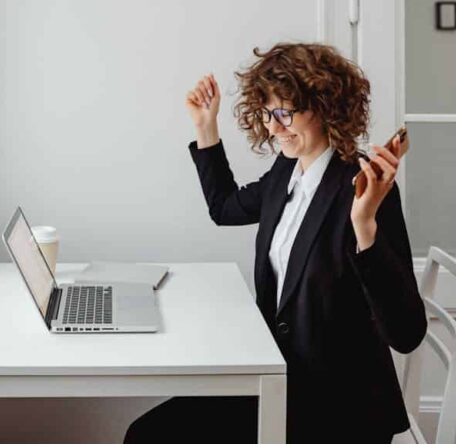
[{"xmin": 2, "ymin": 207, "xmax": 159, "ymax": 333}]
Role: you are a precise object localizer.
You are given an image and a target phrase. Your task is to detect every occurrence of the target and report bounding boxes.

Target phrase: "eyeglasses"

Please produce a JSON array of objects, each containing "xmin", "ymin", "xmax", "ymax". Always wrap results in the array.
[{"xmin": 257, "ymin": 108, "xmax": 300, "ymax": 127}]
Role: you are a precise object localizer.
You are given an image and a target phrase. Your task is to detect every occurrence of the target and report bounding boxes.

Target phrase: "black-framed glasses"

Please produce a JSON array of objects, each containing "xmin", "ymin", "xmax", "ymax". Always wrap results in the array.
[{"xmin": 257, "ymin": 108, "xmax": 300, "ymax": 127}]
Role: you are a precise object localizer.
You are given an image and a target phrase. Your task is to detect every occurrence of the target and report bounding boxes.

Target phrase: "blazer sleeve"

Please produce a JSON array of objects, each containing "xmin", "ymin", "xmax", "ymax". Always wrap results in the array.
[
  {"xmin": 188, "ymin": 140, "xmax": 270, "ymax": 226},
  {"xmin": 347, "ymin": 182, "xmax": 427, "ymax": 354}
]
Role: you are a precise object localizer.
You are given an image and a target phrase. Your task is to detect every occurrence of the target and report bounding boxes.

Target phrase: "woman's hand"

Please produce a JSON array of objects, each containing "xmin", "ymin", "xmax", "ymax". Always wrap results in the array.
[
  {"xmin": 186, "ymin": 74, "xmax": 221, "ymax": 148},
  {"xmin": 350, "ymin": 135, "xmax": 402, "ymax": 251}
]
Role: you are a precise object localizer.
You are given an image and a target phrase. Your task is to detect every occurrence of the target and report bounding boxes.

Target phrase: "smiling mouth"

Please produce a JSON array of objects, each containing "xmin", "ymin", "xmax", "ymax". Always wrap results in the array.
[{"xmin": 278, "ymin": 135, "xmax": 296, "ymax": 144}]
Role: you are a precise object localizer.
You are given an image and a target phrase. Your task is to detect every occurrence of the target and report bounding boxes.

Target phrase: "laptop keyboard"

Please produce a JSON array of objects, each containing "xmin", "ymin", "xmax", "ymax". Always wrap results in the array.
[{"xmin": 63, "ymin": 286, "xmax": 113, "ymax": 325}]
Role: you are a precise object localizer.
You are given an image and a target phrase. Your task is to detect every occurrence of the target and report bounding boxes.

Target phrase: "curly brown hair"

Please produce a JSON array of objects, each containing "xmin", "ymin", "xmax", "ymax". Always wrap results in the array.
[{"xmin": 233, "ymin": 42, "xmax": 371, "ymax": 163}]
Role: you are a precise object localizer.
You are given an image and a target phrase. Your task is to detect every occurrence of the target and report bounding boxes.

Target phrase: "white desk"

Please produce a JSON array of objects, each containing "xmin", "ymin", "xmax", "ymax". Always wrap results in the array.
[{"xmin": 0, "ymin": 263, "xmax": 286, "ymax": 444}]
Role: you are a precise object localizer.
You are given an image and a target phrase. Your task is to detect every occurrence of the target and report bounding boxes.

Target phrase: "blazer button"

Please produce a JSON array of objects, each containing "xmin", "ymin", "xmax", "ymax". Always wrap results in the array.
[{"xmin": 277, "ymin": 322, "xmax": 290, "ymax": 335}]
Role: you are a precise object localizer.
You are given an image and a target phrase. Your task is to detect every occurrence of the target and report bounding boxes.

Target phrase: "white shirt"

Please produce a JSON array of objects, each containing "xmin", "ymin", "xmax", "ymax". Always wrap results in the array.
[{"xmin": 269, "ymin": 147, "xmax": 335, "ymax": 308}]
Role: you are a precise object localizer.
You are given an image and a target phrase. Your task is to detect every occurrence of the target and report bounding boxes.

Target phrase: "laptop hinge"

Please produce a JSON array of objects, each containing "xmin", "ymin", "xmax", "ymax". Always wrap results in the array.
[{"xmin": 45, "ymin": 287, "xmax": 62, "ymax": 329}]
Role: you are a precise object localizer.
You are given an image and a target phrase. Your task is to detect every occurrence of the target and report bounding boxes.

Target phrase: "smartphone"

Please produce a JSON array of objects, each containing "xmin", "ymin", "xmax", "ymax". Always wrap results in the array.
[{"xmin": 352, "ymin": 125, "xmax": 409, "ymax": 198}]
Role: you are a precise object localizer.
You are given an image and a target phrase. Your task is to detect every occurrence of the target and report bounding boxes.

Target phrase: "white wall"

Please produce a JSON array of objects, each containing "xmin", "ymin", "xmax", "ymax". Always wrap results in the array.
[{"xmin": 0, "ymin": 0, "xmax": 319, "ymax": 293}]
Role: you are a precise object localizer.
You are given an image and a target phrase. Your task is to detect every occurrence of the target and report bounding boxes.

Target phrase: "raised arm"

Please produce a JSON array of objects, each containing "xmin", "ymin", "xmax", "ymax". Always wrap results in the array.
[
  {"xmin": 186, "ymin": 74, "xmax": 271, "ymax": 226},
  {"xmin": 348, "ymin": 135, "xmax": 427, "ymax": 354}
]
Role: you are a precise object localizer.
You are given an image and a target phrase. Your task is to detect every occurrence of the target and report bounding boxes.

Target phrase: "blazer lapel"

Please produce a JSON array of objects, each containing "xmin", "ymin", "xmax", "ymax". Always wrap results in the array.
[
  {"xmin": 255, "ymin": 158, "xmax": 295, "ymax": 310},
  {"xmin": 277, "ymin": 153, "xmax": 348, "ymax": 315}
]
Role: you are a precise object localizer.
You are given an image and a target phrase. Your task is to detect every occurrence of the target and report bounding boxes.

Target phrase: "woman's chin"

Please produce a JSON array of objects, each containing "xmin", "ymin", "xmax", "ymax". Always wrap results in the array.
[{"xmin": 280, "ymin": 146, "xmax": 299, "ymax": 158}]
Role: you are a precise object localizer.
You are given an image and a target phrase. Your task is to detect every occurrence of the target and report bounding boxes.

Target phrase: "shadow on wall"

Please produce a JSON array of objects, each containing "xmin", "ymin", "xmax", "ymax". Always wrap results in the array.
[{"xmin": 0, "ymin": 397, "xmax": 167, "ymax": 444}]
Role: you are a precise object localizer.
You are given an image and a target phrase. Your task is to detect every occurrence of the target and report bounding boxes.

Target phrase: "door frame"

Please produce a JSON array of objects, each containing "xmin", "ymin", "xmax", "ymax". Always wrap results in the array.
[{"xmin": 320, "ymin": 0, "xmax": 406, "ymax": 202}]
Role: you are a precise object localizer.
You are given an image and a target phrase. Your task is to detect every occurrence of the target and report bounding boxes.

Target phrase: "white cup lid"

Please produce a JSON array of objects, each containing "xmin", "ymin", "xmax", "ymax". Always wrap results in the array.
[{"xmin": 31, "ymin": 226, "xmax": 59, "ymax": 244}]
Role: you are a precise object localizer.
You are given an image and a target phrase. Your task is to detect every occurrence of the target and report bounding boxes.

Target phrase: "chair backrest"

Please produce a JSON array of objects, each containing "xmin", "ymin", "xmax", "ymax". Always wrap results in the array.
[{"xmin": 402, "ymin": 246, "xmax": 456, "ymax": 444}]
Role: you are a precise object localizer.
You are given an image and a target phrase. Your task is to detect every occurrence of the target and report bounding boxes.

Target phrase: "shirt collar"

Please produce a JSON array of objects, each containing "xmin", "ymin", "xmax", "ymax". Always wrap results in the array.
[{"xmin": 287, "ymin": 146, "xmax": 335, "ymax": 196}]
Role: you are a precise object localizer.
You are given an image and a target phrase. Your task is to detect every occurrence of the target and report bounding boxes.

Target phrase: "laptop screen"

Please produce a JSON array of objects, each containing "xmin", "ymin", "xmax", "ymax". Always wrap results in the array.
[{"xmin": 3, "ymin": 208, "xmax": 56, "ymax": 319}]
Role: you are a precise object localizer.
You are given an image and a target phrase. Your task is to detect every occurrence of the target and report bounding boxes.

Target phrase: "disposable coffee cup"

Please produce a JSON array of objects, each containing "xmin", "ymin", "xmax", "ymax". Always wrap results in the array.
[{"xmin": 31, "ymin": 226, "xmax": 59, "ymax": 274}]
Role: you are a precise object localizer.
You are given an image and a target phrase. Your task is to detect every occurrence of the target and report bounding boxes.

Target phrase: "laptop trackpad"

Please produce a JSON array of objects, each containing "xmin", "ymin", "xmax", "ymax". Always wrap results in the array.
[{"xmin": 113, "ymin": 282, "xmax": 158, "ymax": 327}]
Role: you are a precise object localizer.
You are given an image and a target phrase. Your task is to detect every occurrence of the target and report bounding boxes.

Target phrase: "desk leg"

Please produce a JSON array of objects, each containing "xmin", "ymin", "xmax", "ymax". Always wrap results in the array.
[{"xmin": 258, "ymin": 374, "xmax": 286, "ymax": 444}]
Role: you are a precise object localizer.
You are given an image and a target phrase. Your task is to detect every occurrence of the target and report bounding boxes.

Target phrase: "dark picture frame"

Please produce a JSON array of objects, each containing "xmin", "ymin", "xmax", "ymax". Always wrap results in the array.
[{"xmin": 436, "ymin": 2, "xmax": 456, "ymax": 30}]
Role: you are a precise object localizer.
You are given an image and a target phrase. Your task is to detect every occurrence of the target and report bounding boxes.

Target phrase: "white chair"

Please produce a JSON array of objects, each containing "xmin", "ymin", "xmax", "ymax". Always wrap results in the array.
[{"xmin": 393, "ymin": 246, "xmax": 456, "ymax": 444}]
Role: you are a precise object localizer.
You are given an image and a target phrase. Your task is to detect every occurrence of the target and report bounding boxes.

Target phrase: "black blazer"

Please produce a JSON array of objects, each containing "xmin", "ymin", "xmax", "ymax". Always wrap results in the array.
[{"xmin": 189, "ymin": 140, "xmax": 427, "ymax": 439}]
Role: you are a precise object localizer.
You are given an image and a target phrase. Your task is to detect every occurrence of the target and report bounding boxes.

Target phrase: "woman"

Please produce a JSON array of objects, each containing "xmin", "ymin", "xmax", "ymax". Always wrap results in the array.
[{"xmin": 125, "ymin": 43, "xmax": 427, "ymax": 444}]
